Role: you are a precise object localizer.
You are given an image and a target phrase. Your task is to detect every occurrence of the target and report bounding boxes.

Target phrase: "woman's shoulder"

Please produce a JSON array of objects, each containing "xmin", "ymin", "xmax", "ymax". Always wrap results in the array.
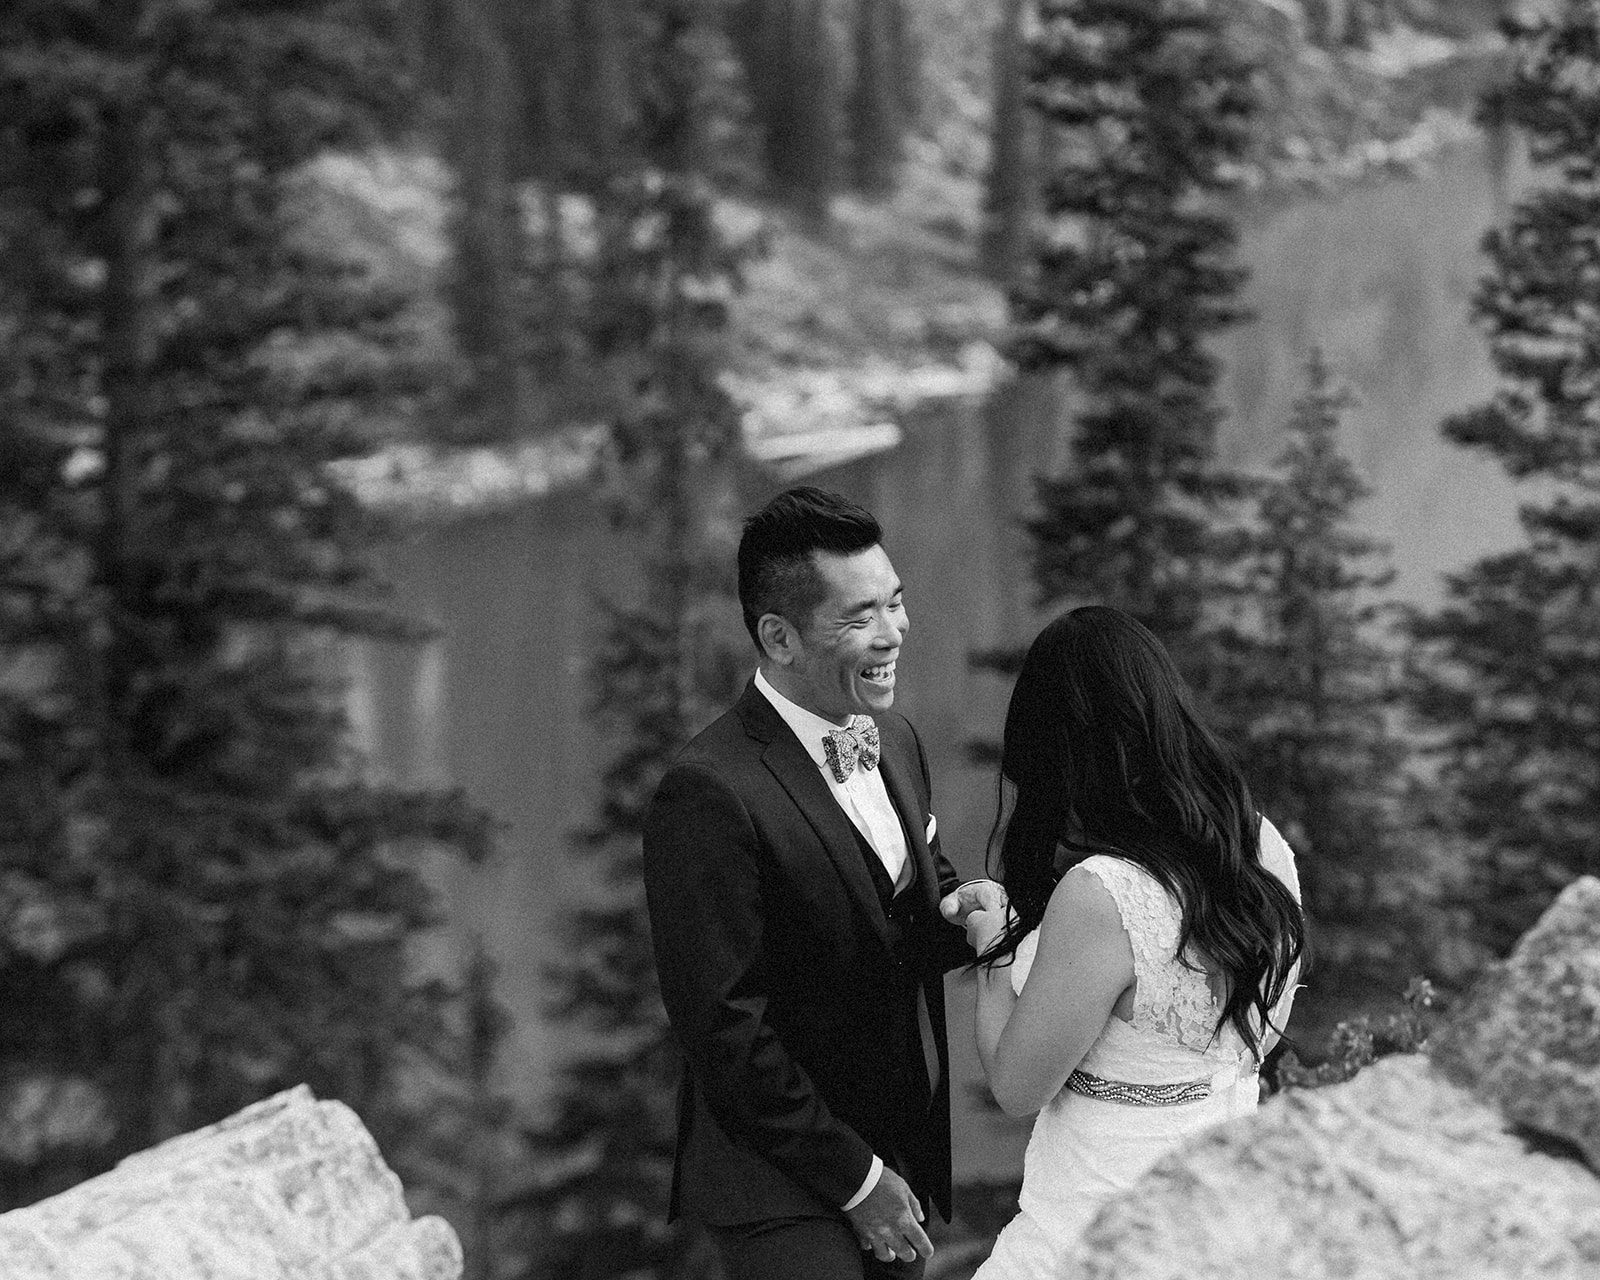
[
  {"xmin": 1070, "ymin": 852, "xmax": 1166, "ymax": 902},
  {"xmin": 1060, "ymin": 853, "xmax": 1175, "ymax": 949},
  {"xmin": 1020, "ymin": 862, "xmax": 1138, "ymax": 993},
  {"xmin": 1054, "ymin": 856, "xmax": 1134, "ymax": 915}
]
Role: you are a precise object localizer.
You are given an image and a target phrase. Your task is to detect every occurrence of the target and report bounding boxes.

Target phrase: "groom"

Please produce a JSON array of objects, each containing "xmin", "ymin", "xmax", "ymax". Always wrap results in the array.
[{"xmin": 644, "ymin": 486, "xmax": 999, "ymax": 1279}]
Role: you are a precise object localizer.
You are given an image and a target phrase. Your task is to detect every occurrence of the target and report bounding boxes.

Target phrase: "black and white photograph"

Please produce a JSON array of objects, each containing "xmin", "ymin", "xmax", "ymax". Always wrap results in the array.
[{"xmin": 1, "ymin": 1, "xmax": 1597, "ymax": 1278}]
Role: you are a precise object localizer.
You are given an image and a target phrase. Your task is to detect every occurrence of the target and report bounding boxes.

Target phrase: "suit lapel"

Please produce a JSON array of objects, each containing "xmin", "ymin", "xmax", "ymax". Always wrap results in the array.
[
  {"xmin": 738, "ymin": 683, "xmax": 891, "ymax": 945},
  {"xmin": 876, "ymin": 740, "xmax": 939, "ymax": 917}
]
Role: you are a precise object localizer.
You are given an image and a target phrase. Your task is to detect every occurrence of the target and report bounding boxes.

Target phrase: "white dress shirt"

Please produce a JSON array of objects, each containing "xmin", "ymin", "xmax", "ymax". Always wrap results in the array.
[
  {"xmin": 753, "ymin": 668, "xmax": 906, "ymax": 1209},
  {"xmin": 754, "ymin": 669, "xmax": 909, "ymax": 887}
]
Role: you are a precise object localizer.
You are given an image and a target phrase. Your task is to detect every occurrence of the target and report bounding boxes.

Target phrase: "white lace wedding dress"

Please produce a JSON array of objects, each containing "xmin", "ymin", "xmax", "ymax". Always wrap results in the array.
[{"xmin": 972, "ymin": 818, "xmax": 1302, "ymax": 1279}]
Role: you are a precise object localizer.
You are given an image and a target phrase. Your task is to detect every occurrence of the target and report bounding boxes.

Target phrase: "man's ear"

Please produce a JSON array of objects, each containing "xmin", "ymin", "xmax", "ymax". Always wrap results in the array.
[{"xmin": 757, "ymin": 613, "xmax": 797, "ymax": 665}]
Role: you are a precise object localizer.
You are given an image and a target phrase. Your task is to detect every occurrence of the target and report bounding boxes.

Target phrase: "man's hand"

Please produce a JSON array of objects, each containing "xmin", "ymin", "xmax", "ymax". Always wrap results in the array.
[
  {"xmin": 845, "ymin": 1166, "xmax": 933, "ymax": 1266},
  {"xmin": 939, "ymin": 879, "xmax": 1006, "ymax": 924},
  {"xmin": 940, "ymin": 879, "xmax": 1008, "ymax": 949}
]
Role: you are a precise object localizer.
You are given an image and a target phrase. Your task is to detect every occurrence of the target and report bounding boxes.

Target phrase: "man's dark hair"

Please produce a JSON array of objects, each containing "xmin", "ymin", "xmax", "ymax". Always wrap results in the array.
[{"xmin": 737, "ymin": 486, "xmax": 882, "ymax": 650}]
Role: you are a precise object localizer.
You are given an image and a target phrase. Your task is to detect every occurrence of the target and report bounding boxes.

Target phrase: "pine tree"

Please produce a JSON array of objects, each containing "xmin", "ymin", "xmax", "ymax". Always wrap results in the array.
[
  {"xmin": 407, "ymin": 942, "xmax": 521, "ymax": 1280},
  {"xmin": 981, "ymin": 0, "xmax": 1036, "ymax": 280},
  {"xmin": 511, "ymin": 3, "xmax": 750, "ymax": 1276},
  {"xmin": 1225, "ymin": 353, "xmax": 1412, "ymax": 989},
  {"xmin": 729, "ymin": 0, "xmax": 841, "ymax": 222},
  {"xmin": 412, "ymin": 0, "xmax": 645, "ymax": 430},
  {"xmin": 441, "ymin": 0, "xmax": 527, "ymax": 438},
  {"xmin": 1007, "ymin": 0, "xmax": 1258, "ymax": 675},
  {"xmin": 520, "ymin": 0, "xmax": 610, "ymax": 384},
  {"xmin": 0, "ymin": 0, "xmax": 493, "ymax": 1210},
  {"xmin": 846, "ymin": 0, "xmax": 910, "ymax": 198},
  {"xmin": 1409, "ymin": 0, "xmax": 1600, "ymax": 954}
]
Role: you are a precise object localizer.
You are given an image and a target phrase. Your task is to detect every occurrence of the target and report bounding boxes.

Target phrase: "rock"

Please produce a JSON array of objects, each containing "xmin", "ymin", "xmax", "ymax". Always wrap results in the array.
[
  {"xmin": 1430, "ymin": 875, "xmax": 1600, "ymax": 1171},
  {"xmin": 1069, "ymin": 1054, "xmax": 1600, "ymax": 1279},
  {"xmin": 1065, "ymin": 878, "xmax": 1600, "ymax": 1279},
  {"xmin": 0, "ymin": 1085, "xmax": 462, "ymax": 1280}
]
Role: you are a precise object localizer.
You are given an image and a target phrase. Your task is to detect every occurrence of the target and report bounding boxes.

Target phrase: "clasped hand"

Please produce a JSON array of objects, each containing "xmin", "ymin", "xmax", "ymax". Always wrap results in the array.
[
  {"xmin": 846, "ymin": 1166, "xmax": 933, "ymax": 1265},
  {"xmin": 939, "ymin": 879, "xmax": 1008, "ymax": 952}
]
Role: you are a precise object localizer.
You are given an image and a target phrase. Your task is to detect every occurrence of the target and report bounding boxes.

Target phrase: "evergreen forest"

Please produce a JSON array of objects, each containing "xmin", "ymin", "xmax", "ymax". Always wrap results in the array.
[{"xmin": 4, "ymin": 1, "xmax": 1598, "ymax": 1277}]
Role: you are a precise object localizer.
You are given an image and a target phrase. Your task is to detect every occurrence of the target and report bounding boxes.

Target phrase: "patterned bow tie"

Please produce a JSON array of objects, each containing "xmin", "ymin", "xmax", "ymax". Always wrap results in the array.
[{"xmin": 822, "ymin": 716, "xmax": 880, "ymax": 783}]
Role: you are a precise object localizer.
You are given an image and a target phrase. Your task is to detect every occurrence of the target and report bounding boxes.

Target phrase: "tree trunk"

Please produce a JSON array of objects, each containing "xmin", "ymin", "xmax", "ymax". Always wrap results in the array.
[
  {"xmin": 773, "ymin": 0, "xmax": 838, "ymax": 225},
  {"xmin": 525, "ymin": 0, "xmax": 575, "ymax": 379},
  {"xmin": 448, "ymin": 0, "xmax": 524, "ymax": 439},
  {"xmin": 99, "ymin": 0, "xmax": 158, "ymax": 615},
  {"xmin": 848, "ymin": 0, "xmax": 903, "ymax": 197},
  {"xmin": 982, "ymin": 0, "xmax": 1033, "ymax": 280}
]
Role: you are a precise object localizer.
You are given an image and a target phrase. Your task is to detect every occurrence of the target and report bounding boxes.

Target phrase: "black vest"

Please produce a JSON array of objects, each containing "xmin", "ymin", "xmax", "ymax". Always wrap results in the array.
[{"xmin": 848, "ymin": 819, "xmax": 939, "ymax": 1112}]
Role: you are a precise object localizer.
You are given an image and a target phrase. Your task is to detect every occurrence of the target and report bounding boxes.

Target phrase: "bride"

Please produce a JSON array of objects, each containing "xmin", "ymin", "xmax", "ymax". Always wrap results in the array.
[{"xmin": 945, "ymin": 606, "xmax": 1306, "ymax": 1276}]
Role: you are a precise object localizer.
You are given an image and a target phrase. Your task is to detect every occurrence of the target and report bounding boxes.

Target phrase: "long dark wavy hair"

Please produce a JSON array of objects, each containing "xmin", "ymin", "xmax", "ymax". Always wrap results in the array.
[{"xmin": 978, "ymin": 606, "xmax": 1305, "ymax": 1060}]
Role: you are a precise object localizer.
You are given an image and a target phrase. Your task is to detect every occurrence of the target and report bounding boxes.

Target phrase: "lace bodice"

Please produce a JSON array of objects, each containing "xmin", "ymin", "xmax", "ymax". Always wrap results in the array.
[
  {"xmin": 1089, "ymin": 854, "xmax": 1225, "ymax": 1047},
  {"xmin": 1009, "ymin": 817, "xmax": 1303, "ymax": 1071}
]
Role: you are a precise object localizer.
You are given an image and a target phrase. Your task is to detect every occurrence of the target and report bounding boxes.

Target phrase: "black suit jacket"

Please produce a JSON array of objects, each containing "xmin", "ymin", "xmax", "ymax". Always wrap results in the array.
[{"xmin": 643, "ymin": 680, "xmax": 970, "ymax": 1226}]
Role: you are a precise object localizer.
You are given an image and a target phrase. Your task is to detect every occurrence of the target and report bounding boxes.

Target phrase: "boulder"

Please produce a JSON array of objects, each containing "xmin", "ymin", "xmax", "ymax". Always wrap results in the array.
[
  {"xmin": 1071, "ymin": 1054, "xmax": 1600, "ymax": 1279},
  {"xmin": 0, "ymin": 1085, "xmax": 462, "ymax": 1280},
  {"xmin": 1066, "ymin": 875, "xmax": 1600, "ymax": 1279},
  {"xmin": 1431, "ymin": 875, "xmax": 1600, "ymax": 1170}
]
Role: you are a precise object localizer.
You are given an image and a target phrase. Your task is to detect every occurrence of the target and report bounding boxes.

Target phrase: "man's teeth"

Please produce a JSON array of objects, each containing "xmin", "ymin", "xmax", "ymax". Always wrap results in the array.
[{"xmin": 862, "ymin": 663, "xmax": 896, "ymax": 683}]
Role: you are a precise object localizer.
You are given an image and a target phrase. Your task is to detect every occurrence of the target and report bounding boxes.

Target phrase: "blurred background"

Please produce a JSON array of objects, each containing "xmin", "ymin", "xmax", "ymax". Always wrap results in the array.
[{"xmin": 4, "ymin": 0, "xmax": 1597, "ymax": 1276}]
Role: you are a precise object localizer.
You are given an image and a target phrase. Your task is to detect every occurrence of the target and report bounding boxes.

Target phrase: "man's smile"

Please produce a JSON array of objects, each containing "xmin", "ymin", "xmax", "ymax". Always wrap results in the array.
[{"xmin": 860, "ymin": 660, "xmax": 897, "ymax": 688}]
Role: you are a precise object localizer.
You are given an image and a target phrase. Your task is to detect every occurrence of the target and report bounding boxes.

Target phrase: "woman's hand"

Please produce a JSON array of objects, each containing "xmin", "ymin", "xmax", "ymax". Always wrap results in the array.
[{"xmin": 963, "ymin": 906, "xmax": 1007, "ymax": 954}]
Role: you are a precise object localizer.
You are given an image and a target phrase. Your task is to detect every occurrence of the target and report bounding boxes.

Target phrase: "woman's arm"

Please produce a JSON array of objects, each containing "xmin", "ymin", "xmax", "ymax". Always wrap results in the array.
[
  {"xmin": 973, "ymin": 951, "xmax": 1018, "ymax": 1098},
  {"xmin": 1257, "ymin": 815, "xmax": 1305, "ymax": 1058},
  {"xmin": 971, "ymin": 866, "xmax": 1135, "ymax": 1118}
]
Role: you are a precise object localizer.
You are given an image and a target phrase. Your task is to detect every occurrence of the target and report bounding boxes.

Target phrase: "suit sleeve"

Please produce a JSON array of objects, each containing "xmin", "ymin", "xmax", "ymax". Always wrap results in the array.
[{"xmin": 643, "ymin": 760, "xmax": 876, "ymax": 1208}]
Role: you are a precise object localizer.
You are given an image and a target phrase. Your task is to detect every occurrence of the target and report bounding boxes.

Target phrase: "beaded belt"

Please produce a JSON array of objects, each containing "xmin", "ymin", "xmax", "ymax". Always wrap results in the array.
[{"xmin": 1064, "ymin": 1069, "xmax": 1215, "ymax": 1107}]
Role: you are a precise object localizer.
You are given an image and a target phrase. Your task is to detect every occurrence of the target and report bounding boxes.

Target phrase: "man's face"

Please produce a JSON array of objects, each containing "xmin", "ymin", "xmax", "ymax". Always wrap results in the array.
[{"xmin": 777, "ymin": 545, "xmax": 908, "ymax": 724}]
